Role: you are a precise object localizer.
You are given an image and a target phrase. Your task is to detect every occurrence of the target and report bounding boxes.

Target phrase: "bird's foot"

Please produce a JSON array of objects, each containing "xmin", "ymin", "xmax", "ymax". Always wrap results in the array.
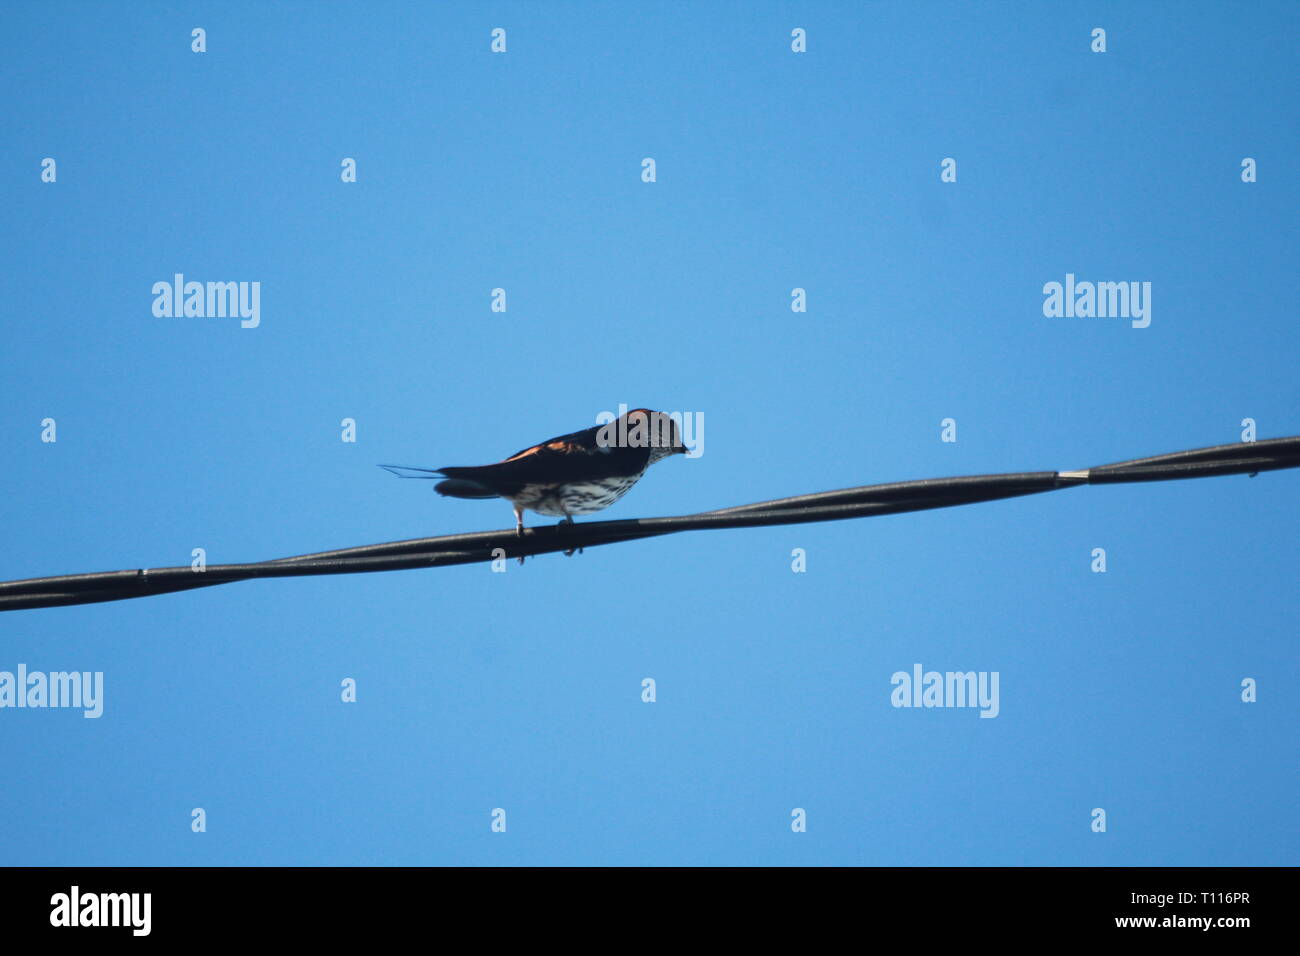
[{"xmin": 558, "ymin": 517, "xmax": 584, "ymax": 557}]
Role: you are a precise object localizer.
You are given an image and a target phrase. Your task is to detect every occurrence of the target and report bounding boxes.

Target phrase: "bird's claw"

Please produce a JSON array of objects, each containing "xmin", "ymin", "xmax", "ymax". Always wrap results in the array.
[{"xmin": 558, "ymin": 518, "xmax": 583, "ymax": 557}]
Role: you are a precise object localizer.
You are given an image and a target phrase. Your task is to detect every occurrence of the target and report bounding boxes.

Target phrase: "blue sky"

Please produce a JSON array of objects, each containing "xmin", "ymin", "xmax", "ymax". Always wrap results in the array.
[{"xmin": 1, "ymin": 1, "xmax": 1296, "ymax": 865}]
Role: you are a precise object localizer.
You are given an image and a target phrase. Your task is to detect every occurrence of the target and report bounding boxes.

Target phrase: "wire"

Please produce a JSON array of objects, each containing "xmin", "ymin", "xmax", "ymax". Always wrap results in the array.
[{"xmin": 2, "ymin": 436, "xmax": 1297, "ymax": 612}]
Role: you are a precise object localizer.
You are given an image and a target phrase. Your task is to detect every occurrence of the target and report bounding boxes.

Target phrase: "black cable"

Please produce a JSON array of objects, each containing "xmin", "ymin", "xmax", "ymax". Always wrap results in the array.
[{"xmin": 2, "ymin": 436, "xmax": 1296, "ymax": 612}]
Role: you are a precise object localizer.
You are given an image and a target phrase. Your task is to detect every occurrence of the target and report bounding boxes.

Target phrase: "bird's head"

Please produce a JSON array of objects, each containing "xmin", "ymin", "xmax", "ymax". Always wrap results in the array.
[{"xmin": 621, "ymin": 408, "xmax": 689, "ymax": 463}]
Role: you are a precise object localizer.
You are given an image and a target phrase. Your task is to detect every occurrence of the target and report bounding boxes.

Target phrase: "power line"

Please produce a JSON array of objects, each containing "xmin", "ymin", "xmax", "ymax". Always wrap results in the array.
[{"xmin": 2, "ymin": 436, "xmax": 1296, "ymax": 612}]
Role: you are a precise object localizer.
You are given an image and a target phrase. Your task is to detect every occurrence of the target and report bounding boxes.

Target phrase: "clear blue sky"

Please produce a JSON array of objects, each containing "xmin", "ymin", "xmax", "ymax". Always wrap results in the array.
[{"xmin": 2, "ymin": 2, "xmax": 1296, "ymax": 866}]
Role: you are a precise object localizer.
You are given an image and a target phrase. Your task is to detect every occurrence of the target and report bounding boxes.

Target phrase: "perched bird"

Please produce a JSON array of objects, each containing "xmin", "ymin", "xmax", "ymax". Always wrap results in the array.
[{"xmin": 381, "ymin": 409, "xmax": 688, "ymax": 538}]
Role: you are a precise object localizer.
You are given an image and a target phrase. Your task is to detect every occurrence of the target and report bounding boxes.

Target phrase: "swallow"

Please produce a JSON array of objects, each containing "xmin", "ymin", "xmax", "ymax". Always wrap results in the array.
[{"xmin": 381, "ymin": 409, "xmax": 688, "ymax": 550}]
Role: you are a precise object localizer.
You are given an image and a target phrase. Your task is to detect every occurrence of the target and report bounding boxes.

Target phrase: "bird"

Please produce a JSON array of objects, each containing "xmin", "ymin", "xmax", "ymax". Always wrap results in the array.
[{"xmin": 381, "ymin": 409, "xmax": 689, "ymax": 546}]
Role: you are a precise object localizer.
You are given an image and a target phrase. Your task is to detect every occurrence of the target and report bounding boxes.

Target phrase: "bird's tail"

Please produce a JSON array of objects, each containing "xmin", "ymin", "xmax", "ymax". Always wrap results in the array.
[
  {"xmin": 432, "ymin": 478, "xmax": 499, "ymax": 499},
  {"xmin": 379, "ymin": 464, "xmax": 443, "ymax": 479},
  {"xmin": 379, "ymin": 464, "xmax": 500, "ymax": 499}
]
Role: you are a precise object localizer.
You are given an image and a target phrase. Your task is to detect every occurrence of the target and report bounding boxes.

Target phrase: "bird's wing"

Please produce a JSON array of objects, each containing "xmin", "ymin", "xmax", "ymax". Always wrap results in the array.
[{"xmin": 438, "ymin": 430, "xmax": 648, "ymax": 496}]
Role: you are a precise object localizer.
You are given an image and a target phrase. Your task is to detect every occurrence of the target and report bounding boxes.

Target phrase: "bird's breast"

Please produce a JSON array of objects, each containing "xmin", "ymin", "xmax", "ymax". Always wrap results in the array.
[{"xmin": 515, "ymin": 474, "xmax": 644, "ymax": 516}]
